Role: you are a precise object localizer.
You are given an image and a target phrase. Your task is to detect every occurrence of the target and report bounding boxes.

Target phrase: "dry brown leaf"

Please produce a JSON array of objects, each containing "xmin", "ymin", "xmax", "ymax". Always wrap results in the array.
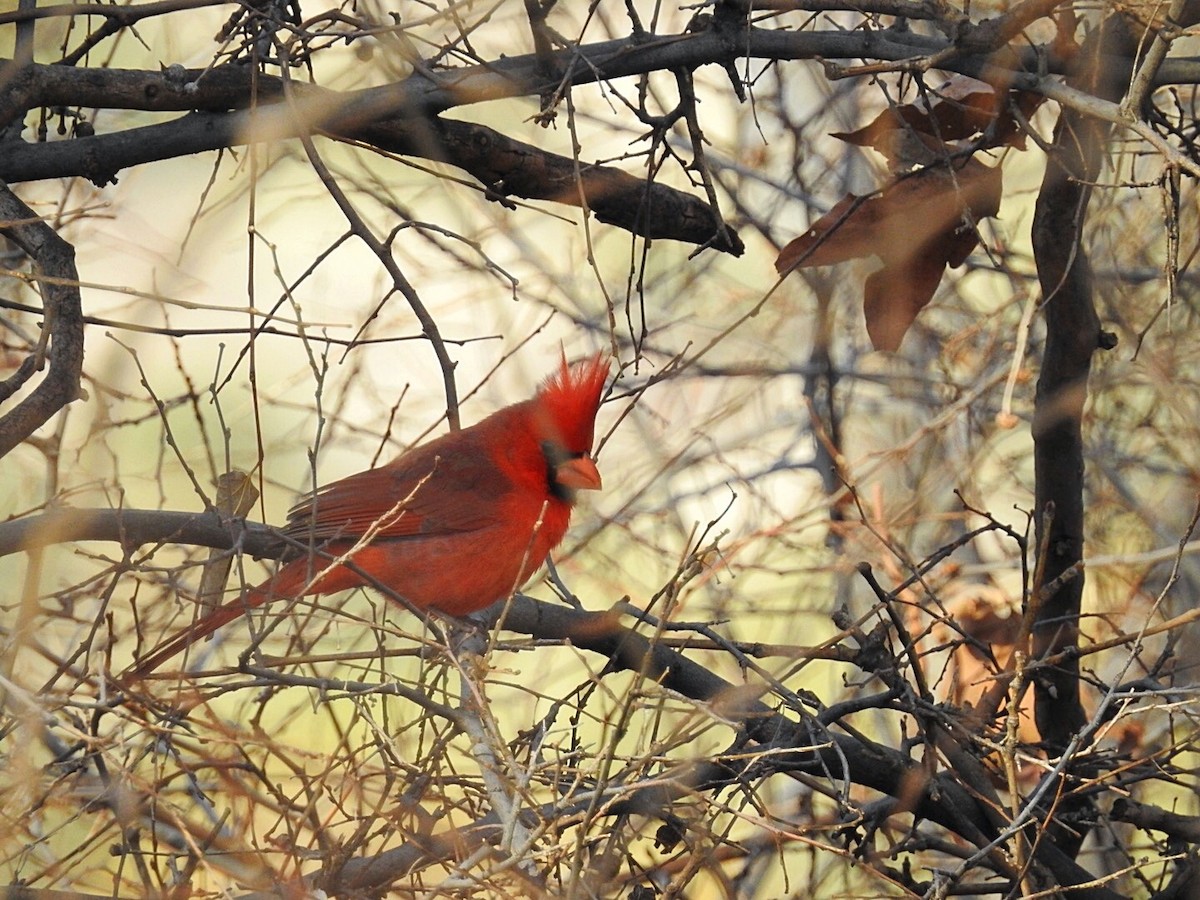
[
  {"xmin": 775, "ymin": 159, "xmax": 1002, "ymax": 350},
  {"xmin": 864, "ymin": 244, "xmax": 955, "ymax": 352},
  {"xmin": 832, "ymin": 78, "xmax": 1045, "ymax": 168}
]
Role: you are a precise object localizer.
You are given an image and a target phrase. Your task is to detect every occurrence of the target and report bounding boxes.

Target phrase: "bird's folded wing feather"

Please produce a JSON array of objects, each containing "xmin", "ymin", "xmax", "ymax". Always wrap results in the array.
[{"xmin": 283, "ymin": 436, "xmax": 512, "ymax": 543}]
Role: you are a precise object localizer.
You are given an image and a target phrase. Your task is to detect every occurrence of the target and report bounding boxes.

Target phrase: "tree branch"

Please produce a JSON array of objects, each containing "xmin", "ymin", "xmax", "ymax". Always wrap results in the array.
[
  {"xmin": 0, "ymin": 505, "xmax": 1124, "ymax": 896},
  {"xmin": 2, "ymin": 21, "xmax": 1197, "ymax": 251},
  {"xmin": 0, "ymin": 184, "xmax": 84, "ymax": 457},
  {"xmin": 1028, "ymin": 12, "xmax": 1139, "ymax": 752}
]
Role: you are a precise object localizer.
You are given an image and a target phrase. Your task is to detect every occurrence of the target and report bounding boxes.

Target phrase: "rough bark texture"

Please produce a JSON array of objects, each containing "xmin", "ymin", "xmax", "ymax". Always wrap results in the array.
[
  {"xmin": 0, "ymin": 184, "xmax": 84, "ymax": 457},
  {"xmin": 1029, "ymin": 17, "xmax": 1138, "ymax": 749}
]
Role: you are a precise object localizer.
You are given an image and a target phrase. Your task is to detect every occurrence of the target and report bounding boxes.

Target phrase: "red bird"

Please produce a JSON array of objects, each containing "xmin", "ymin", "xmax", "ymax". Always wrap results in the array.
[{"xmin": 130, "ymin": 353, "xmax": 609, "ymax": 677}]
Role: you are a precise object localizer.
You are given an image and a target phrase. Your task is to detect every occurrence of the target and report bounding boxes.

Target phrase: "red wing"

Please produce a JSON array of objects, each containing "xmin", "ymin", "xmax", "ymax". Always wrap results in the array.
[{"xmin": 283, "ymin": 435, "xmax": 513, "ymax": 544}]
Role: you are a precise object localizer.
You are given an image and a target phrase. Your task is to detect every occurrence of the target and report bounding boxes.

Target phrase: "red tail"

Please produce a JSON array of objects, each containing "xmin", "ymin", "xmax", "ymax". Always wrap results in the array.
[{"xmin": 127, "ymin": 561, "xmax": 310, "ymax": 679}]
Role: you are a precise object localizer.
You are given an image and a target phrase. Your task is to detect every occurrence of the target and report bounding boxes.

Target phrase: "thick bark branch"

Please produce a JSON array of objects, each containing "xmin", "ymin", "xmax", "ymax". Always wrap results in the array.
[
  {"xmin": 381, "ymin": 118, "xmax": 743, "ymax": 253},
  {"xmin": 0, "ymin": 508, "xmax": 282, "ymax": 559},
  {"xmin": 1112, "ymin": 797, "xmax": 1200, "ymax": 843},
  {"xmin": 3, "ymin": 26, "xmax": 1198, "ymax": 130},
  {"xmin": 0, "ymin": 184, "xmax": 84, "ymax": 457},
  {"xmin": 1029, "ymin": 18, "xmax": 1137, "ymax": 749},
  {"xmin": 4, "ymin": 29, "xmax": 946, "ymax": 128}
]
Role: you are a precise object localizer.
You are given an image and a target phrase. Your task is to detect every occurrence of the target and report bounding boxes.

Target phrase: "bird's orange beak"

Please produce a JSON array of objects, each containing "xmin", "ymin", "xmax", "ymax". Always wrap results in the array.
[{"xmin": 555, "ymin": 454, "xmax": 602, "ymax": 491}]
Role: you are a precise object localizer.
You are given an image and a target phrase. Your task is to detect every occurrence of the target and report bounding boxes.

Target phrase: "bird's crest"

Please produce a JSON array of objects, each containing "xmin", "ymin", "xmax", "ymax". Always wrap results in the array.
[{"xmin": 534, "ymin": 352, "xmax": 609, "ymax": 452}]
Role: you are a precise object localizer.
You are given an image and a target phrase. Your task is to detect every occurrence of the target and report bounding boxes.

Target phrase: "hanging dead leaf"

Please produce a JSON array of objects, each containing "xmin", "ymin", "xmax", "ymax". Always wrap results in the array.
[
  {"xmin": 832, "ymin": 78, "xmax": 1044, "ymax": 169},
  {"xmin": 775, "ymin": 159, "xmax": 1002, "ymax": 350},
  {"xmin": 864, "ymin": 235, "xmax": 961, "ymax": 352}
]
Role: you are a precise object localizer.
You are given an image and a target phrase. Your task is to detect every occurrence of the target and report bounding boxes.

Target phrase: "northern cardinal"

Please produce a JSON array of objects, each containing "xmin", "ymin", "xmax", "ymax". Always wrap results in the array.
[{"xmin": 130, "ymin": 353, "xmax": 609, "ymax": 677}]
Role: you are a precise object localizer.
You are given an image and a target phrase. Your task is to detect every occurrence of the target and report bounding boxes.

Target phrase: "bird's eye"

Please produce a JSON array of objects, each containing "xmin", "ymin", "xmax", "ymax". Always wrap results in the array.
[
  {"xmin": 540, "ymin": 440, "xmax": 581, "ymax": 467},
  {"xmin": 541, "ymin": 440, "xmax": 585, "ymax": 501}
]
